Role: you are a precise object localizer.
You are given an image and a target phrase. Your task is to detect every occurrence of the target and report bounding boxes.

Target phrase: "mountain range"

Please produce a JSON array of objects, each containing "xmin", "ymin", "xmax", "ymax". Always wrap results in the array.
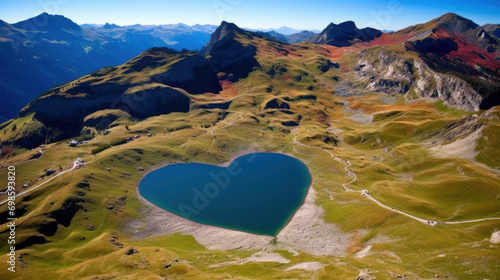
[
  {"xmin": 83, "ymin": 22, "xmax": 218, "ymax": 50},
  {"xmin": 0, "ymin": 13, "xmax": 215, "ymax": 122},
  {"xmin": 1, "ymin": 12, "xmax": 498, "ymax": 149},
  {"xmin": 307, "ymin": 20, "xmax": 383, "ymax": 46},
  {"xmin": 1, "ymin": 12, "xmax": 500, "ymax": 280},
  {"xmin": 0, "ymin": 14, "xmax": 321, "ymax": 122},
  {"xmin": 256, "ymin": 30, "xmax": 318, "ymax": 44},
  {"xmin": 246, "ymin": 26, "xmax": 321, "ymax": 35}
]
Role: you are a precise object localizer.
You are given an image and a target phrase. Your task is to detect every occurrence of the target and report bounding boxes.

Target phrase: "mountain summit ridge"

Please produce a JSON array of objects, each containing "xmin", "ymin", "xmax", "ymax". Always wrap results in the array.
[
  {"xmin": 12, "ymin": 12, "xmax": 82, "ymax": 35},
  {"xmin": 308, "ymin": 20, "xmax": 382, "ymax": 47}
]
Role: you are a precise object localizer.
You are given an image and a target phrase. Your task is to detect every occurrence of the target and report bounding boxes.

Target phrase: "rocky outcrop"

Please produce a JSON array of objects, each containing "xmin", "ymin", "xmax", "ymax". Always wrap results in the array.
[
  {"xmin": 21, "ymin": 85, "xmax": 190, "ymax": 128},
  {"xmin": 202, "ymin": 21, "xmax": 244, "ymax": 55},
  {"xmin": 355, "ymin": 269, "xmax": 374, "ymax": 280},
  {"xmin": 430, "ymin": 114, "xmax": 483, "ymax": 142},
  {"xmin": 202, "ymin": 21, "xmax": 260, "ymax": 79},
  {"xmin": 308, "ymin": 21, "xmax": 382, "ymax": 47},
  {"xmin": 351, "ymin": 48, "xmax": 483, "ymax": 111}
]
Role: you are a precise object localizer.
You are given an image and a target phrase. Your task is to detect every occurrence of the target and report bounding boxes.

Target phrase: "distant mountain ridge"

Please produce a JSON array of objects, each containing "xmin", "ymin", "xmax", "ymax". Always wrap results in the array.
[
  {"xmin": 0, "ymin": 14, "xmax": 217, "ymax": 122},
  {"xmin": 4, "ymin": 14, "xmax": 500, "ymax": 149},
  {"xmin": 257, "ymin": 30, "xmax": 317, "ymax": 44},
  {"xmin": 85, "ymin": 22, "xmax": 218, "ymax": 51},
  {"xmin": 0, "ymin": 13, "xmax": 163, "ymax": 122},
  {"xmin": 2, "ymin": 12, "xmax": 500, "ymax": 125},
  {"xmin": 308, "ymin": 20, "xmax": 382, "ymax": 46},
  {"xmin": 246, "ymin": 26, "xmax": 320, "ymax": 35}
]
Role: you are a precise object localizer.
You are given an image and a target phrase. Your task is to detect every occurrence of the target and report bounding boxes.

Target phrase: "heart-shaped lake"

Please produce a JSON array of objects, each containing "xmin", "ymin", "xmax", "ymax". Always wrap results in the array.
[{"xmin": 138, "ymin": 153, "xmax": 311, "ymax": 236}]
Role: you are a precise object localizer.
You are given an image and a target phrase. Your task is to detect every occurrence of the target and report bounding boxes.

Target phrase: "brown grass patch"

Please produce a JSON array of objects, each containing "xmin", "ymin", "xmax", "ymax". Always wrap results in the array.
[{"xmin": 347, "ymin": 230, "xmax": 363, "ymax": 254}]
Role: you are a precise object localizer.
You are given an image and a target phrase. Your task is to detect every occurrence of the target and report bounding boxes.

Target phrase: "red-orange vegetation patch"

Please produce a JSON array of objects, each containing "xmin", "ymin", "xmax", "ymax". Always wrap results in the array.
[
  {"xmin": 403, "ymin": 28, "xmax": 500, "ymax": 79},
  {"xmin": 280, "ymin": 74, "xmax": 291, "ymax": 80},
  {"xmin": 256, "ymin": 43, "xmax": 302, "ymax": 58},
  {"xmin": 217, "ymin": 72, "xmax": 227, "ymax": 79},
  {"xmin": 347, "ymin": 230, "xmax": 362, "ymax": 254},
  {"xmin": 217, "ymin": 79, "xmax": 238, "ymax": 98},
  {"xmin": 321, "ymin": 45, "xmax": 352, "ymax": 59},
  {"xmin": 1, "ymin": 146, "xmax": 16, "ymax": 158},
  {"xmin": 366, "ymin": 32, "xmax": 414, "ymax": 47},
  {"xmin": 348, "ymin": 100, "xmax": 372, "ymax": 112},
  {"xmin": 442, "ymin": 31, "xmax": 500, "ymax": 74}
]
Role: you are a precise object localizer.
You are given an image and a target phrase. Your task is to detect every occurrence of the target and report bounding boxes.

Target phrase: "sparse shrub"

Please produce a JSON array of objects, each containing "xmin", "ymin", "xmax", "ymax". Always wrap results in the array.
[
  {"xmin": 75, "ymin": 134, "xmax": 94, "ymax": 142},
  {"xmin": 270, "ymin": 237, "xmax": 278, "ymax": 245},
  {"xmin": 1, "ymin": 146, "xmax": 15, "ymax": 157},
  {"xmin": 91, "ymin": 144, "xmax": 111, "ymax": 155},
  {"xmin": 111, "ymin": 138, "xmax": 128, "ymax": 146},
  {"xmin": 167, "ymin": 125, "xmax": 192, "ymax": 132}
]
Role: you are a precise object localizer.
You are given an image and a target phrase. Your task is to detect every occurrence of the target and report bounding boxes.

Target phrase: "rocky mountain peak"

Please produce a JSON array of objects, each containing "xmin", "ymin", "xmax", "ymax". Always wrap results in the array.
[
  {"xmin": 308, "ymin": 20, "xmax": 382, "ymax": 47},
  {"xmin": 430, "ymin": 12, "xmax": 498, "ymax": 48},
  {"xmin": 202, "ymin": 21, "xmax": 244, "ymax": 55},
  {"xmin": 337, "ymin": 20, "xmax": 357, "ymax": 29}
]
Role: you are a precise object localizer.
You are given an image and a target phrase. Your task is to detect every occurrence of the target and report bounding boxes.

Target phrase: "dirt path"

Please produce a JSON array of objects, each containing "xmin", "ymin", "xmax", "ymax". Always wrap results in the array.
[
  {"xmin": 292, "ymin": 127, "xmax": 500, "ymax": 227},
  {"xmin": 1, "ymin": 112, "xmax": 246, "ymax": 207},
  {"xmin": 199, "ymin": 111, "xmax": 244, "ymax": 152},
  {"xmin": 0, "ymin": 158, "xmax": 82, "ymax": 206}
]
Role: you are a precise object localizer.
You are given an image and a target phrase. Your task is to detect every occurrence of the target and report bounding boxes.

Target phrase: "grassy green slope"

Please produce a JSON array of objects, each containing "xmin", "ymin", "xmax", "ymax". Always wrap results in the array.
[{"xmin": 0, "ymin": 34, "xmax": 499, "ymax": 279}]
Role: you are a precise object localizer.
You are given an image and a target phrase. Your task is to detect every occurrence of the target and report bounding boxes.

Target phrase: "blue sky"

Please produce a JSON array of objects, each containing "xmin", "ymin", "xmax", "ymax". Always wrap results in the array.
[{"xmin": 1, "ymin": 0, "xmax": 499, "ymax": 31}]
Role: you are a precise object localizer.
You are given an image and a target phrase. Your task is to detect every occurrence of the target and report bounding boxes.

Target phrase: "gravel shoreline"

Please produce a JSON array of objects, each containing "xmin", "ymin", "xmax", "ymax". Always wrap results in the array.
[{"xmin": 127, "ymin": 150, "xmax": 349, "ymax": 256}]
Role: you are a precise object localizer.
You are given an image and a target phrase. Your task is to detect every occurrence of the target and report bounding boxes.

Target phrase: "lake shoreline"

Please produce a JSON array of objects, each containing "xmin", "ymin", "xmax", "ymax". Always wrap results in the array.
[{"xmin": 128, "ymin": 148, "xmax": 349, "ymax": 256}]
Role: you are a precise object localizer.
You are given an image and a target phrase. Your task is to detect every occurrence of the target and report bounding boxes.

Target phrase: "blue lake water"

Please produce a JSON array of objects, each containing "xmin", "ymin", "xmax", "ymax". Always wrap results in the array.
[{"xmin": 138, "ymin": 153, "xmax": 311, "ymax": 236}]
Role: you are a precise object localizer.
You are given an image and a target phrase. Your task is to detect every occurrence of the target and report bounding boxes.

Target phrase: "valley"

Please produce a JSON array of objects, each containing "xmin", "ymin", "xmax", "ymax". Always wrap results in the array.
[{"xmin": 0, "ymin": 11, "xmax": 499, "ymax": 280}]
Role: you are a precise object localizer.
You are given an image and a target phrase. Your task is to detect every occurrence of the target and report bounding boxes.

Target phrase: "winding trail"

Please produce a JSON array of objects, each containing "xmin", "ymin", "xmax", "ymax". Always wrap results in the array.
[
  {"xmin": 207, "ymin": 112, "xmax": 243, "ymax": 152},
  {"xmin": 444, "ymin": 218, "xmax": 500, "ymax": 225},
  {"xmin": 2, "ymin": 120, "xmax": 498, "ymax": 227},
  {"xmin": 1, "ymin": 112, "xmax": 247, "ymax": 208},
  {"xmin": 292, "ymin": 127, "xmax": 500, "ymax": 227},
  {"xmin": 0, "ymin": 159, "xmax": 83, "ymax": 206}
]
